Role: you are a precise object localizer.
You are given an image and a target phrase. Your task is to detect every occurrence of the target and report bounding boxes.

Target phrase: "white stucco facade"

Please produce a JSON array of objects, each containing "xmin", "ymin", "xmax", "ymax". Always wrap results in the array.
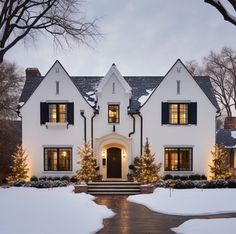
[{"xmin": 19, "ymin": 59, "xmax": 218, "ymax": 179}]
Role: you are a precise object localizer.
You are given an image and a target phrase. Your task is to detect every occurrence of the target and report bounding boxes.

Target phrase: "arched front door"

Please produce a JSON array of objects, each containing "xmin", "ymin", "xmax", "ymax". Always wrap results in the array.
[{"xmin": 107, "ymin": 147, "xmax": 122, "ymax": 178}]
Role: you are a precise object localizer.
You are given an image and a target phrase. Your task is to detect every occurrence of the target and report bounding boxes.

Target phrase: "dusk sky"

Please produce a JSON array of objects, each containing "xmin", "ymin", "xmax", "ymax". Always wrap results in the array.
[{"xmin": 5, "ymin": 0, "xmax": 236, "ymax": 76}]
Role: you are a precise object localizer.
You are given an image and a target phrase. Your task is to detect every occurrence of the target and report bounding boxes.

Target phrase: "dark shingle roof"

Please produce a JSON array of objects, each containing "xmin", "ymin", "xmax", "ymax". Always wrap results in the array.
[
  {"xmin": 216, "ymin": 129, "xmax": 236, "ymax": 148},
  {"xmin": 194, "ymin": 76, "xmax": 219, "ymax": 111},
  {"xmin": 19, "ymin": 75, "xmax": 218, "ymax": 112}
]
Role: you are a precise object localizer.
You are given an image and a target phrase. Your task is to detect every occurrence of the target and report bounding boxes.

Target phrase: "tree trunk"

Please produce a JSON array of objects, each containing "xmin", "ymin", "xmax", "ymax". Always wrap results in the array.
[{"xmin": 0, "ymin": 51, "xmax": 4, "ymax": 64}]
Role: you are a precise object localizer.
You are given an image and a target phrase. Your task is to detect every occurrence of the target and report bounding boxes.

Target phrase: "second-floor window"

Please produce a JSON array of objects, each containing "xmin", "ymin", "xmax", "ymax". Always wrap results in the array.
[
  {"xmin": 108, "ymin": 104, "xmax": 119, "ymax": 123},
  {"xmin": 48, "ymin": 103, "xmax": 67, "ymax": 123},
  {"xmin": 162, "ymin": 102, "xmax": 197, "ymax": 125},
  {"xmin": 40, "ymin": 102, "xmax": 74, "ymax": 125},
  {"xmin": 169, "ymin": 103, "xmax": 188, "ymax": 125}
]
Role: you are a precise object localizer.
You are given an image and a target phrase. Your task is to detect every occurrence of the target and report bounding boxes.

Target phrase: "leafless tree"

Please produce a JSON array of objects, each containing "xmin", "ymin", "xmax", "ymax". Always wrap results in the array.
[
  {"xmin": 0, "ymin": 0, "xmax": 99, "ymax": 63},
  {"xmin": 0, "ymin": 61, "xmax": 23, "ymax": 119},
  {"xmin": 205, "ymin": 0, "xmax": 236, "ymax": 26},
  {"xmin": 186, "ymin": 47, "xmax": 236, "ymax": 117}
]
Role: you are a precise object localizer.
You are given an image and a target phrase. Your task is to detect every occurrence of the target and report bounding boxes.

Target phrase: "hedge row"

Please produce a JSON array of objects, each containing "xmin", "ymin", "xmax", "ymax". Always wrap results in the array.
[
  {"xmin": 155, "ymin": 179, "xmax": 236, "ymax": 189},
  {"xmin": 162, "ymin": 174, "xmax": 207, "ymax": 181}
]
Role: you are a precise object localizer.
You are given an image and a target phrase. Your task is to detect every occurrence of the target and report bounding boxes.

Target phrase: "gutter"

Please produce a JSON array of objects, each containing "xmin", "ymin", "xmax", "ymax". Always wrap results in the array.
[
  {"xmin": 91, "ymin": 109, "xmax": 99, "ymax": 149},
  {"xmin": 80, "ymin": 110, "xmax": 87, "ymax": 142},
  {"xmin": 128, "ymin": 113, "xmax": 135, "ymax": 137}
]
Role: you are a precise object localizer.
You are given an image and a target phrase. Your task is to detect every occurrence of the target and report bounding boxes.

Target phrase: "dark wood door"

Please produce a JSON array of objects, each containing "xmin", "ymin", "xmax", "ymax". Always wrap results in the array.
[{"xmin": 107, "ymin": 147, "xmax": 122, "ymax": 178}]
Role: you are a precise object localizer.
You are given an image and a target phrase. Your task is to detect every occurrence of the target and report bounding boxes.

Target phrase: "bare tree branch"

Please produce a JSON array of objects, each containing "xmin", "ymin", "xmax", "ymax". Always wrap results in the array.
[
  {"xmin": 205, "ymin": 0, "xmax": 236, "ymax": 26},
  {"xmin": 0, "ymin": 0, "xmax": 100, "ymax": 63}
]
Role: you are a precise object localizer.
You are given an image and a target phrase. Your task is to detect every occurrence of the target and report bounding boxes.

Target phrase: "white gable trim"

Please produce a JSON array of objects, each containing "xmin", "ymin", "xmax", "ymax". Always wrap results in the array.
[{"xmin": 96, "ymin": 64, "xmax": 132, "ymax": 94}]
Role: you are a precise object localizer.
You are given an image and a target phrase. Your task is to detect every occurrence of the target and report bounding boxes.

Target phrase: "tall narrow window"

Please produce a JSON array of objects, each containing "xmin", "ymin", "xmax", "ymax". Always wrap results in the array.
[
  {"xmin": 56, "ymin": 81, "xmax": 60, "ymax": 94},
  {"xmin": 177, "ymin": 80, "xmax": 180, "ymax": 94},
  {"xmin": 165, "ymin": 147, "xmax": 192, "ymax": 171},
  {"xmin": 112, "ymin": 82, "xmax": 115, "ymax": 94},
  {"xmin": 49, "ymin": 104, "xmax": 57, "ymax": 122},
  {"xmin": 44, "ymin": 147, "xmax": 72, "ymax": 171},
  {"xmin": 108, "ymin": 105, "xmax": 119, "ymax": 123}
]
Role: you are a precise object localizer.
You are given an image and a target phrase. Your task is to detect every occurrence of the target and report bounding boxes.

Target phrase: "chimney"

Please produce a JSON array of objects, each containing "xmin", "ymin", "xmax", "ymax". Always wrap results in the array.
[
  {"xmin": 25, "ymin": 68, "xmax": 41, "ymax": 77},
  {"xmin": 224, "ymin": 117, "xmax": 236, "ymax": 130}
]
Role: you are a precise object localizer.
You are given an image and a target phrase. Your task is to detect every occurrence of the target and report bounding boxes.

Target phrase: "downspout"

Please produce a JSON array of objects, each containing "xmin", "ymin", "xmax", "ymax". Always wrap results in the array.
[
  {"xmin": 137, "ymin": 112, "xmax": 143, "ymax": 156},
  {"xmin": 128, "ymin": 113, "xmax": 135, "ymax": 137},
  {"xmin": 91, "ymin": 109, "xmax": 99, "ymax": 149},
  {"xmin": 80, "ymin": 110, "xmax": 87, "ymax": 142}
]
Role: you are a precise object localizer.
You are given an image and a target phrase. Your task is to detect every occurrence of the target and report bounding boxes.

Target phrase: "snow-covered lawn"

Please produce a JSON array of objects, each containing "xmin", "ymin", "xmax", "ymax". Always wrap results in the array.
[
  {"xmin": 172, "ymin": 218, "xmax": 236, "ymax": 234},
  {"xmin": 128, "ymin": 188, "xmax": 236, "ymax": 215},
  {"xmin": 0, "ymin": 186, "xmax": 114, "ymax": 234}
]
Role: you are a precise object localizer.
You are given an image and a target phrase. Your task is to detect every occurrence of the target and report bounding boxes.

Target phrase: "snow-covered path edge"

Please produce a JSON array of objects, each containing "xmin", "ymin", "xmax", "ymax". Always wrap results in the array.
[
  {"xmin": 127, "ymin": 188, "xmax": 236, "ymax": 216},
  {"xmin": 0, "ymin": 186, "xmax": 115, "ymax": 234},
  {"xmin": 171, "ymin": 218, "xmax": 236, "ymax": 234}
]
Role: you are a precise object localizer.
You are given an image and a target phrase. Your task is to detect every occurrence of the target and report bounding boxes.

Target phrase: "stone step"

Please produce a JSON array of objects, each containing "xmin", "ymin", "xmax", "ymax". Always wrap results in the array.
[{"xmin": 87, "ymin": 181, "xmax": 141, "ymax": 195}]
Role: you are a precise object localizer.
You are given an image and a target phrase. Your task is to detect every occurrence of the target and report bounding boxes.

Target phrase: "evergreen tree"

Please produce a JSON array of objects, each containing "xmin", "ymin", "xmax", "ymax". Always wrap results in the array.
[
  {"xmin": 7, "ymin": 145, "xmax": 29, "ymax": 182},
  {"xmin": 76, "ymin": 141, "xmax": 98, "ymax": 183},
  {"xmin": 135, "ymin": 138, "xmax": 162, "ymax": 184},
  {"xmin": 209, "ymin": 144, "xmax": 231, "ymax": 179}
]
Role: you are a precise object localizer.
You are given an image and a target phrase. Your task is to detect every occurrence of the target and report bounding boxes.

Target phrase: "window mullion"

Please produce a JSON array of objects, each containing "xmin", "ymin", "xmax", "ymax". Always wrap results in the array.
[
  {"xmin": 57, "ymin": 148, "xmax": 59, "ymax": 171},
  {"xmin": 178, "ymin": 148, "xmax": 180, "ymax": 171}
]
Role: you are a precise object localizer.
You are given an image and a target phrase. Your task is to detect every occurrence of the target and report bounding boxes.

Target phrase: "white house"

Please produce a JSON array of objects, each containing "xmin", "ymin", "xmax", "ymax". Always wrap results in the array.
[{"xmin": 18, "ymin": 59, "xmax": 219, "ymax": 179}]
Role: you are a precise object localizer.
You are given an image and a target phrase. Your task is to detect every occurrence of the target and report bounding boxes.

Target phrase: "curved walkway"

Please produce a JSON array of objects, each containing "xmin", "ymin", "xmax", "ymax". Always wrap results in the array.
[{"xmin": 95, "ymin": 196, "xmax": 236, "ymax": 234}]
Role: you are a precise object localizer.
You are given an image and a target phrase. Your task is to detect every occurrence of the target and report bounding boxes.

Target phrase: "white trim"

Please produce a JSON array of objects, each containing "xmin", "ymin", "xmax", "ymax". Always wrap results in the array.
[{"xmin": 96, "ymin": 64, "xmax": 132, "ymax": 94}]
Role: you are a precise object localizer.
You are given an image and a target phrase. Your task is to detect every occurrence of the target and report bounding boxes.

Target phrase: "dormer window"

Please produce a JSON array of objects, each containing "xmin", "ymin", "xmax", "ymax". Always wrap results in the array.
[{"xmin": 108, "ymin": 104, "xmax": 119, "ymax": 123}]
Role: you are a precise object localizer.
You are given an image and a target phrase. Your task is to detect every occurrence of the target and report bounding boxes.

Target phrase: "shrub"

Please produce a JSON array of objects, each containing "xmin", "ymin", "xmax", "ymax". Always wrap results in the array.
[
  {"xmin": 227, "ymin": 179, "xmax": 236, "ymax": 188},
  {"xmin": 127, "ymin": 173, "xmax": 134, "ymax": 182},
  {"xmin": 39, "ymin": 176, "xmax": 47, "ymax": 181},
  {"xmin": 129, "ymin": 164, "xmax": 135, "ymax": 170},
  {"xmin": 180, "ymin": 176, "xmax": 189, "ymax": 181},
  {"xmin": 162, "ymin": 174, "xmax": 173, "ymax": 180},
  {"xmin": 13, "ymin": 180, "xmax": 25, "ymax": 187},
  {"xmin": 93, "ymin": 174, "xmax": 103, "ymax": 181},
  {"xmin": 173, "ymin": 175, "xmax": 181, "ymax": 180},
  {"xmin": 47, "ymin": 176, "xmax": 53, "ymax": 181},
  {"xmin": 30, "ymin": 176, "xmax": 38, "ymax": 182},
  {"xmin": 215, "ymin": 179, "xmax": 228, "ymax": 188},
  {"xmin": 61, "ymin": 176, "xmax": 70, "ymax": 181},
  {"xmin": 52, "ymin": 176, "xmax": 61, "ymax": 181},
  {"xmin": 70, "ymin": 175, "xmax": 78, "ymax": 183},
  {"xmin": 189, "ymin": 174, "xmax": 201, "ymax": 180},
  {"xmin": 200, "ymin": 175, "xmax": 207, "ymax": 180}
]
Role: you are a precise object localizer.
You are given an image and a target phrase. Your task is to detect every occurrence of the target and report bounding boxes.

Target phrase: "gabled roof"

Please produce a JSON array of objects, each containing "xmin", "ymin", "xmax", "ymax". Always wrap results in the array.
[
  {"xmin": 19, "ymin": 60, "xmax": 219, "ymax": 113},
  {"xmin": 96, "ymin": 64, "xmax": 132, "ymax": 94},
  {"xmin": 216, "ymin": 129, "xmax": 236, "ymax": 148}
]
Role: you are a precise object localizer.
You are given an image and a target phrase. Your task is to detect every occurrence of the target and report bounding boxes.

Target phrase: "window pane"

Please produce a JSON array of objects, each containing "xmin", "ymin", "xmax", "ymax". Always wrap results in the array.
[
  {"xmin": 49, "ymin": 104, "xmax": 57, "ymax": 122},
  {"xmin": 179, "ymin": 104, "xmax": 188, "ymax": 124},
  {"xmin": 108, "ymin": 105, "xmax": 119, "ymax": 123},
  {"xmin": 58, "ymin": 104, "xmax": 67, "ymax": 123},
  {"xmin": 179, "ymin": 148, "xmax": 192, "ymax": 170},
  {"xmin": 45, "ymin": 149, "xmax": 57, "ymax": 171},
  {"xmin": 169, "ymin": 104, "xmax": 178, "ymax": 124},
  {"xmin": 165, "ymin": 148, "xmax": 178, "ymax": 171},
  {"xmin": 58, "ymin": 149, "xmax": 72, "ymax": 171}
]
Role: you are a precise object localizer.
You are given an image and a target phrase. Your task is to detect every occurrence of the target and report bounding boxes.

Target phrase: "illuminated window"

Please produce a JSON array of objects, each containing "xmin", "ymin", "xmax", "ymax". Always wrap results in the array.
[
  {"xmin": 44, "ymin": 147, "xmax": 72, "ymax": 171},
  {"xmin": 165, "ymin": 148, "xmax": 192, "ymax": 171},
  {"xmin": 48, "ymin": 103, "xmax": 67, "ymax": 123},
  {"xmin": 108, "ymin": 105, "xmax": 119, "ymax": 123},
  {"xmin": 169, "ymin": 103, "xmax": 188, "ymax": 125}
]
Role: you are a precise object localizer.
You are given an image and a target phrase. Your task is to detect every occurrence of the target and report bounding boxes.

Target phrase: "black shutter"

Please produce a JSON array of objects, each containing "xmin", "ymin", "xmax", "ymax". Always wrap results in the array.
[
  {"xmin": 188, "ymin": 102, "xmax": 197, "ymax": 125},
  {"xmin": 40, "ymin": 102, "xmax": 48, "ymax": 125},
  {"xmin": 67, "ymin": 102, "xmax": 74, "ymax": 125},
  {"xmin": 162, "ymin": 102, "xmax": 169, "ymax": 125}
]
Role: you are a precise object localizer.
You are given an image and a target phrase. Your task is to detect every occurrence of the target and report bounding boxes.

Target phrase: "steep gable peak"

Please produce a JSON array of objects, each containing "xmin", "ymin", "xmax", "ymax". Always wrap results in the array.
[{"xmin": 96, "ymin": 64, "xmax": 132, "ymax": 94}]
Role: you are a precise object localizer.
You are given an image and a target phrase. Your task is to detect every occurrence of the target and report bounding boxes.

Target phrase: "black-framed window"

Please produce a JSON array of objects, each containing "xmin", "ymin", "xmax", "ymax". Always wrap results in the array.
[
  {"xmin": 162, "ymin": 102, "xmax": 197, "ymax": 125},
  {"xmin": 164, "ymin": 147, "xmax": 193, "ymax": 171},
  {"xmin": 108, "ymin": 104, "xmax": 120, "ymax": 123},
  {"xmin": 40, "ymin": 102, "xmax": 74, "ymax": 125},
  {"xmin": 44, "ymin": 147, "xmax": 72, "ymax": 171}
]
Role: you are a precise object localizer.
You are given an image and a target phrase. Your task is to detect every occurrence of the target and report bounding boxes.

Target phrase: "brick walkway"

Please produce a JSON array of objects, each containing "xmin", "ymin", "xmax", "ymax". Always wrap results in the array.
[{"xmin": 95, "ymin": 196, "xmax": 236, "ymax": 234}]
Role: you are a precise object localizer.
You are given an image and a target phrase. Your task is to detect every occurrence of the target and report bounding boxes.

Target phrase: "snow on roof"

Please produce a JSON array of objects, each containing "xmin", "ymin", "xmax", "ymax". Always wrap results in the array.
[
  {"xmin": 138, "ymin": 89, "xmax": 154, "ymax": 106},
  {"xmin": 231, "ymin": 131, "xmax": 236, "ymax": 139}
]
